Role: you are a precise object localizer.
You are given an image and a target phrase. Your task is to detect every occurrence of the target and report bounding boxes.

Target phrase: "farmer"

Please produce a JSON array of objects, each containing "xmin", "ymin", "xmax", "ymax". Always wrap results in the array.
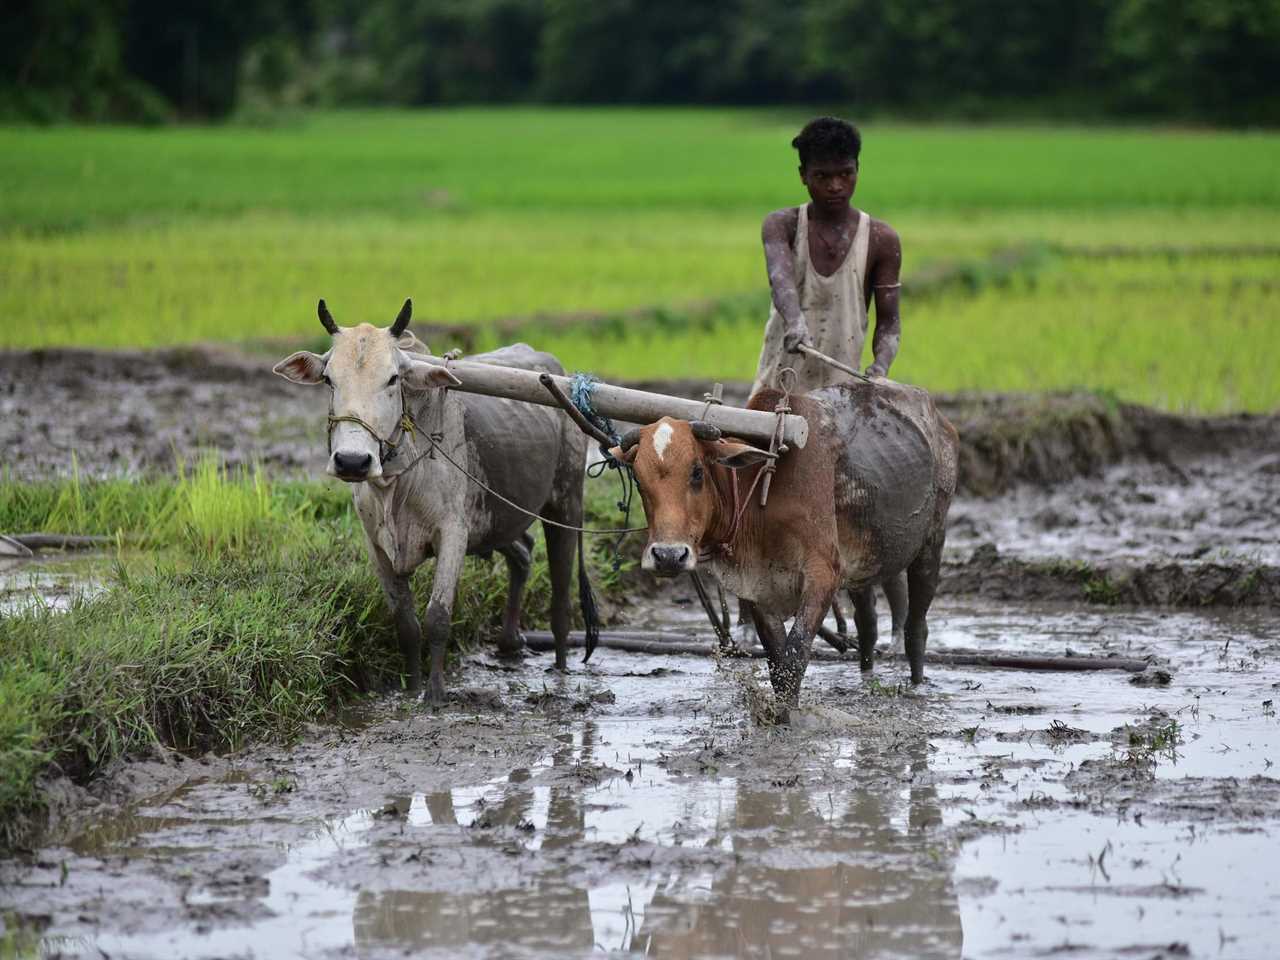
[
  {"xmin": 752, "ymin": 116, "xmax": 902, "ymax": 393},
  {"xmin": 743, "ymin": 116, "xmax": 909, "ymax": 653}
]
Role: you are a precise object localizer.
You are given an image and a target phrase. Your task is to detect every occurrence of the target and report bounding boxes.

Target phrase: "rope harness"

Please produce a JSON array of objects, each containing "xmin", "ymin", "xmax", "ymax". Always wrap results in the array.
[
  {"xmin": 698, "ymin": 368, "xmax": 792, "ymax": 561},
  {"xmin": 570, "ymin": 374, "xmax": 643, "ymax": 568},
  {"xmin": 328, "ymin": 376, "xmax": 645, "ymax": 539}
]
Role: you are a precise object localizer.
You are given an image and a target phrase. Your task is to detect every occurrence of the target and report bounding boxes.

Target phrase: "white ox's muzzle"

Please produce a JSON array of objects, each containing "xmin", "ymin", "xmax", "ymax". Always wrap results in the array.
[{"xmin": 328, "ymin": 422, "xmax": 383, "ymax": 482}]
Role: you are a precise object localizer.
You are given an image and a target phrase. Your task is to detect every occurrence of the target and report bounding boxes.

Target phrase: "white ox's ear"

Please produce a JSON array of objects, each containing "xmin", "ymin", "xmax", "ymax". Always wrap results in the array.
[
  {"xmin": 273, "ymin": 351, "xmax": 327, "ymax": 384},
  {"xmin": 710, "ymin": 439, "xmax": 774, "ymax": 470},
  {"xmin": 402, "ymin": 357, "xmax": 462, "ymax": 391}
]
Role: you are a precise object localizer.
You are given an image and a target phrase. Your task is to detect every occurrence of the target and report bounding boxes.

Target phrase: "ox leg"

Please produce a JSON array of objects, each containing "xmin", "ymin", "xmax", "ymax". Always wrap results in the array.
[
  {"xmin": 777, "ymin": 588, "xmax": 832, "ymax": 711},
  {"xmin": 542, "ymin": 522, "xmax": 576, "ymax": 672},
  {"xmin": 388, "ymin": 573, "xmax": 423, "ymax": 694},
  {"xmin": 367, "ymin": 547, "xmax": 423, "ymax": 694},
  {"xmin": 904, "ymin": 541, "xmax": 944, "ymax": 685},
  {"xmin": 736, "ymin": 598, "xmax": 759, "ymax": 645},
  {"xmin": 882, "ymin": 572, "xmax": 908, "ymax": 657},
  {"xmin": 850, "ymin": 585, "xmax": 878, "ymax": 672},
  {"xmin": 743, "ymin": 601, "xmax": 791, "ymax": 719},
  {"xmin": 496, "ymin": 531, "xmax": 535, "ymax": 658},
  {"xmin": 425, "ymin": 528, "xmax": 468, "ymax": 707}
]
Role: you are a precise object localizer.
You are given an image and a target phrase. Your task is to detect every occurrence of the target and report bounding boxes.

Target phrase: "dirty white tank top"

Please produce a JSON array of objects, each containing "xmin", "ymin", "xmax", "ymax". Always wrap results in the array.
[{"xmin": 752, "ymin": 204, "xmax": 871, "ymax": 394}]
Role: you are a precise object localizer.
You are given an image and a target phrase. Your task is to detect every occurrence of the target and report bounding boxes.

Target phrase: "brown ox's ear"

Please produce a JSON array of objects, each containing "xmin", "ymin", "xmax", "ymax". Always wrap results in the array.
[
  {"xmin": 402, "ymin": 357, "xmax": 461, "ymax": 391},
  {"xmin": 273, "ymin": 351, "xmax": 327, "ymax": 384},
  {"xmin": 710, "ymin": 439, "xmax": 774, "ymax": 470},
  {"xmin": 607, "ymin": 444, "xmax": 638, "ymax": 465}
]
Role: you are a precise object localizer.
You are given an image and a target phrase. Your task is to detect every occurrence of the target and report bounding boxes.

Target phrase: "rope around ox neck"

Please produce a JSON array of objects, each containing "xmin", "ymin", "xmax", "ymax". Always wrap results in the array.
[{"xmin": 420, "ymin": 433, "xmax": 647, "ymax": 537}]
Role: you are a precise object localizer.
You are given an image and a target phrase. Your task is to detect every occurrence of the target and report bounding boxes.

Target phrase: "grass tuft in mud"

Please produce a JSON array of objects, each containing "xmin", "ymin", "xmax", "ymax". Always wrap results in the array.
[
  {"xmin": 0, "ymin": 539, "xmax": 395, "ymax": 848},
  {"xmin": 0, "ymin": 462, "xmax": 630, "ymax": 849}
]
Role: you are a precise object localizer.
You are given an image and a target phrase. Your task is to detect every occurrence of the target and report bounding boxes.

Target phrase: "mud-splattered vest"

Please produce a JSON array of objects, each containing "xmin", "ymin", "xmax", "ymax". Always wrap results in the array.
[{"xmin": 752, "ymin": 204, "xmax": 871, "ymax": 394}]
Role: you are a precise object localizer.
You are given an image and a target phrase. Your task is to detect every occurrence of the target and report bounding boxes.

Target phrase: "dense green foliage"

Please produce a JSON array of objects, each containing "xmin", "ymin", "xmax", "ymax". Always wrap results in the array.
[{"xmin": 4, "ymin": 1, "xmax": 1279, "ymax": 124}]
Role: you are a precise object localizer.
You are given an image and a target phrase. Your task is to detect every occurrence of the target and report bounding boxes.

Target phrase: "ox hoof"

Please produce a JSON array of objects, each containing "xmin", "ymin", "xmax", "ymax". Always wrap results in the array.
[
  {"xmin": 496, "ymin": 634, "xmax": 527, "ymax": 659},
  {"xmin": 425, "ymin": 674, "xmax": 446, "ymax": 709}
]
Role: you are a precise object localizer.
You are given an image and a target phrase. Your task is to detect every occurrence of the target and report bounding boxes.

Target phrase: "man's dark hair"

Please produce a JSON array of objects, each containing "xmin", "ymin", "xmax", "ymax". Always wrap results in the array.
[{"xmin": 792, "ymin": 117, "xmax": 862, "ymax": 169}]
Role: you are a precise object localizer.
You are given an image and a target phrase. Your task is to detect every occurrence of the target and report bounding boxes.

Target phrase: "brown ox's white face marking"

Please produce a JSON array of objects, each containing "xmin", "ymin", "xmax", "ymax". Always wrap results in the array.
[
  {"xmin": 274, "ymin": 323, "xmax": 458, "ymax": 483},
  {"xmin": 611, "ymin": 417, "xmax": 772, "ymax": 577},
  {"xmin": 651, "ymin": 421, "xmax": 674, "ymax": 461}
]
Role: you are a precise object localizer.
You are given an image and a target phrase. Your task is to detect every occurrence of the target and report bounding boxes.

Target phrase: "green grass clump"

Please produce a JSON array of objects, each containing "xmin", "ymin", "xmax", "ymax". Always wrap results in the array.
[
  {"xmin": 0, "ymin": 456, "xmax": 354, "ymax": 553},
  {"xmin": 0, "ymin": 539, "xmax": 393, "ymax": 848},
  {"xmin": 0, "ymin": 463, "xmax": 633, "ymax": 846}
]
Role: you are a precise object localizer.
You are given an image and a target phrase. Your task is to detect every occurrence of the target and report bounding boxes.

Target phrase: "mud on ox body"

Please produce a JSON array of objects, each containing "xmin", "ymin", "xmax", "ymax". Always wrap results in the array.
[
  {"xmin": 275, "ymin": 299, "xmax": 597, "ymax": 705},
  {"xmin": 615, "ymin": 380, "xmax": 958, "ymax": 711}
]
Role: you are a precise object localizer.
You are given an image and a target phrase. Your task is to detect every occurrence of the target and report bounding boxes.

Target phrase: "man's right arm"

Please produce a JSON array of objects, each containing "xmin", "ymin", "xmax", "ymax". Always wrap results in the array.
[{"xmin": 762, "ymin": 208, "xmax": 809, "ymax": 353}]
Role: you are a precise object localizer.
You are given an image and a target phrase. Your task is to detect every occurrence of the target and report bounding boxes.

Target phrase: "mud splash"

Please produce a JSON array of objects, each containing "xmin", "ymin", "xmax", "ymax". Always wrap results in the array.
[{"xmin": 4, "ymin": 599, "xmax": 1278, "ymax": 959}]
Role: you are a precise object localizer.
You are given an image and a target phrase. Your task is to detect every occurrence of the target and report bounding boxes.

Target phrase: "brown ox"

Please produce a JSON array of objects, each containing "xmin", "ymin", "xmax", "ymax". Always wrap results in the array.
[{"xmin": 613, "ymin": 380, "xmax": 958, "ymax": 714}]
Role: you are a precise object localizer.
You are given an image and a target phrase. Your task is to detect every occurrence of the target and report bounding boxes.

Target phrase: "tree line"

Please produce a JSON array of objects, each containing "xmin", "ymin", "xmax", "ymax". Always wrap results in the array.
[{"xmin": 4, "ymin": 0, "xmax": 1278, "ymax": 125}]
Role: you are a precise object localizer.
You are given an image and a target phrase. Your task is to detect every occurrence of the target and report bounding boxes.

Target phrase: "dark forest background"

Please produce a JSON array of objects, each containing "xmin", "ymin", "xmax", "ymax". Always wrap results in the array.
[{"xmin": 4, "ymin": 0, "xmax": 1279, "ymax": 125}]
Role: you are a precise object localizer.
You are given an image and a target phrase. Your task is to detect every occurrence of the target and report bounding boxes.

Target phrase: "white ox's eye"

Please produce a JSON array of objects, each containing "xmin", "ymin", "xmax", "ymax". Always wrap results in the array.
[
  {"xmin": 322, "ymin": 373, "xmax": 333, "ymax": 387},
  {"xmin": 387, "ymin": 374, "xmax": 399, "ymax": 387}
]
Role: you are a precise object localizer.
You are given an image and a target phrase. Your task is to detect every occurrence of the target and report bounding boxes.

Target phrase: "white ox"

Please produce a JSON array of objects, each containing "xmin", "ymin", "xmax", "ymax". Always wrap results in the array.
[{"xmin": 275, "ymin": 299, "xmax": 596, "ymax": 704}]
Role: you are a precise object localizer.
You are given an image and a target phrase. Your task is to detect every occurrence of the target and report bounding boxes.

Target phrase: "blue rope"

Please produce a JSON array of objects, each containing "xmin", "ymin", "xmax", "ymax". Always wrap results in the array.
[
  {"xmin": 569, "ymin": 373, "xmax": 621, "ymax": 447},
  {"xmin": 572, "ymin": 373, "xmax": 635, "ymax": 571}
]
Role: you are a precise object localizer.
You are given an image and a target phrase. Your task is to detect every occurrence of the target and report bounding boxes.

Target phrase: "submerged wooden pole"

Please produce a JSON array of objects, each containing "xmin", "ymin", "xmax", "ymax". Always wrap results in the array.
[
  {"xmin": 420, "ymin": 355, "xmax": 809, "ymax": 450},
  {"xmin": 523, "ymin": 630, "xmax": 1149, "ymax": 673}
]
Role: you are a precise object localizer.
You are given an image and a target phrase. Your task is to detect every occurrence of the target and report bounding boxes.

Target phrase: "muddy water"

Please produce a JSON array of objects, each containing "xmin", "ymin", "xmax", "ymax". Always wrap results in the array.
[
  {"xmin": 5, "ymin": 598, "xmax": 1279, "ymax": 959},
  {"xmin": 0, "ymin": 553, "xmax": 107, "ymax": 615}
]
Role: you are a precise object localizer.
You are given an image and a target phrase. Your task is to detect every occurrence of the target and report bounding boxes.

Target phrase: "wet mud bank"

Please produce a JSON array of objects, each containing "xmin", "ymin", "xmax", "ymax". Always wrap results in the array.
[
  {"xmin": 942, "ymin": 549, "xmax": 1280, "ymax": 608},
  {"xmin": 4, "ymin": 600, "xmax": 1279, "ymax": 959}
]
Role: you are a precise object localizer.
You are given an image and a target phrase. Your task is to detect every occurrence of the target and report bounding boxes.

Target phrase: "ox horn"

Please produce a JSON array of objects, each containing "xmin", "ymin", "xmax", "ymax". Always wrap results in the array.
[
  {"xmin": 689, "ymin": 421, "xmax": 722, "ymax": 442},
  {"xmin": 618, "ymin": 428, "xmax": 642, "ymax": 451},
  {"xmin": 318, "ymin": 299, "xmax": 339, "ymax": 335},
  {"xmin": 390, "ymin": 298, "xmax": 413, "ymax": 337}
]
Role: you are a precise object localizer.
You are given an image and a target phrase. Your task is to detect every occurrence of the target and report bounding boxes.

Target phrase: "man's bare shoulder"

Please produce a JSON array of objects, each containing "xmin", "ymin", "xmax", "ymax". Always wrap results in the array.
[
  {"xmin": 866, "ymin": 215, "xmax": 901, "ymax": 250},
  {"xmin": 761, "ymin": 206, "xmax": 800, "ymax": 241}
]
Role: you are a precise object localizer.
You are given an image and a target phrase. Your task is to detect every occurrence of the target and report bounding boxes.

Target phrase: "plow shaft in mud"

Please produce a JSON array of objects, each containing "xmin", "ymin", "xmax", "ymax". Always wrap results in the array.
[
  {"xmin": 417, "ymin": 354, "xmax": 810, "ymax": 450},
  {"xmin": 523, "ymin": 630, "xmax": 1150, "ymax": 673}
]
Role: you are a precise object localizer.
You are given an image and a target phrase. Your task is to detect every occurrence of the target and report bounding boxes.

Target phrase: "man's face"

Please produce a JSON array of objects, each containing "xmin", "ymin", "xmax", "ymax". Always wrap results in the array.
[{"xmin": 800, "ymin": 157, "xmax": 858, "ymax": 213}]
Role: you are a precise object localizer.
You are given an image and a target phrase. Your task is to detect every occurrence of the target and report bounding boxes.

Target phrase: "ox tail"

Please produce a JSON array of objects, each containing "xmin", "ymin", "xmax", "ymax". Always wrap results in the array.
[{"xmin": 577, "ymin": 530, "xmax": 601, "ymax": 662}]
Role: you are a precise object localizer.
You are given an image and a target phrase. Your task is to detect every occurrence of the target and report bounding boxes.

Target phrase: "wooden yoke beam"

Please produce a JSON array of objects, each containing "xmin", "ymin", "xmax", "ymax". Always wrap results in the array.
[{"xmin": 420, "ymin": 355, "xmax": 809, "ymax": 450}]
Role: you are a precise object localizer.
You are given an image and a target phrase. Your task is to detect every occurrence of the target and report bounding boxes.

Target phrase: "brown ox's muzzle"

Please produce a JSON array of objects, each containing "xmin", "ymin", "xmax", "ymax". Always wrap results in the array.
[{"xmin": 642, "ymin": 540, "xmax": 696, "ymax": 577}]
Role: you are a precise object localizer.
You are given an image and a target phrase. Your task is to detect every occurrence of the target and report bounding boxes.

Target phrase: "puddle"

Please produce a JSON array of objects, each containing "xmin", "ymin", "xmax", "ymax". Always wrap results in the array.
[
  {"xmin": 0, "ymin": 552, "xmax": 107, "ymax": 615},
  {"xmin": 5, "ymin": 599, "xmax": 1279, "ymax": 959}
]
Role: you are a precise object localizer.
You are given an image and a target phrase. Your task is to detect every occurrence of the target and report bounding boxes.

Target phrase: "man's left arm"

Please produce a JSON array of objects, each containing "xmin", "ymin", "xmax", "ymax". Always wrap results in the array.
[{"xmin": 866, "ymin": 221, "xmax": 902, "ymax": 378}]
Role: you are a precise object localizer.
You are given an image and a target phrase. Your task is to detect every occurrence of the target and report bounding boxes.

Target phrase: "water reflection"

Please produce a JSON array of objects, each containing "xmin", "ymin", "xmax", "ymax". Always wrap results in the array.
[
  {"xmin": 352, "ymin": 727, "xmax": 598, "ymax": 954},
  {"xmin": 351, "ymin": 727, "xmax": 962, "ymax": 958},
  {"xmin": 634, "ymin": 739, "xmax": 961, "ymax": 959}
]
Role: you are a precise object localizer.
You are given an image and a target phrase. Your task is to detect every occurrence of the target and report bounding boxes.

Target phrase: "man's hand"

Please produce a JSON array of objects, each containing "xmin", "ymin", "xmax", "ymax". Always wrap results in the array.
[
  {"xmin": 783, "ymin": 320, "xmax": 812, "ymax": 355},
  {"xmin": 865, "ymin": 364, "xmax": 887, "ymax": 379}
]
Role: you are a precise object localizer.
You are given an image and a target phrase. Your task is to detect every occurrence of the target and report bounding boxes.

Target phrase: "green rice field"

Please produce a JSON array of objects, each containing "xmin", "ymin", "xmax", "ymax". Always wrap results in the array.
[{"xmin": 2, "ymin": 108, "xmax": 1278, "ymax": 411}]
